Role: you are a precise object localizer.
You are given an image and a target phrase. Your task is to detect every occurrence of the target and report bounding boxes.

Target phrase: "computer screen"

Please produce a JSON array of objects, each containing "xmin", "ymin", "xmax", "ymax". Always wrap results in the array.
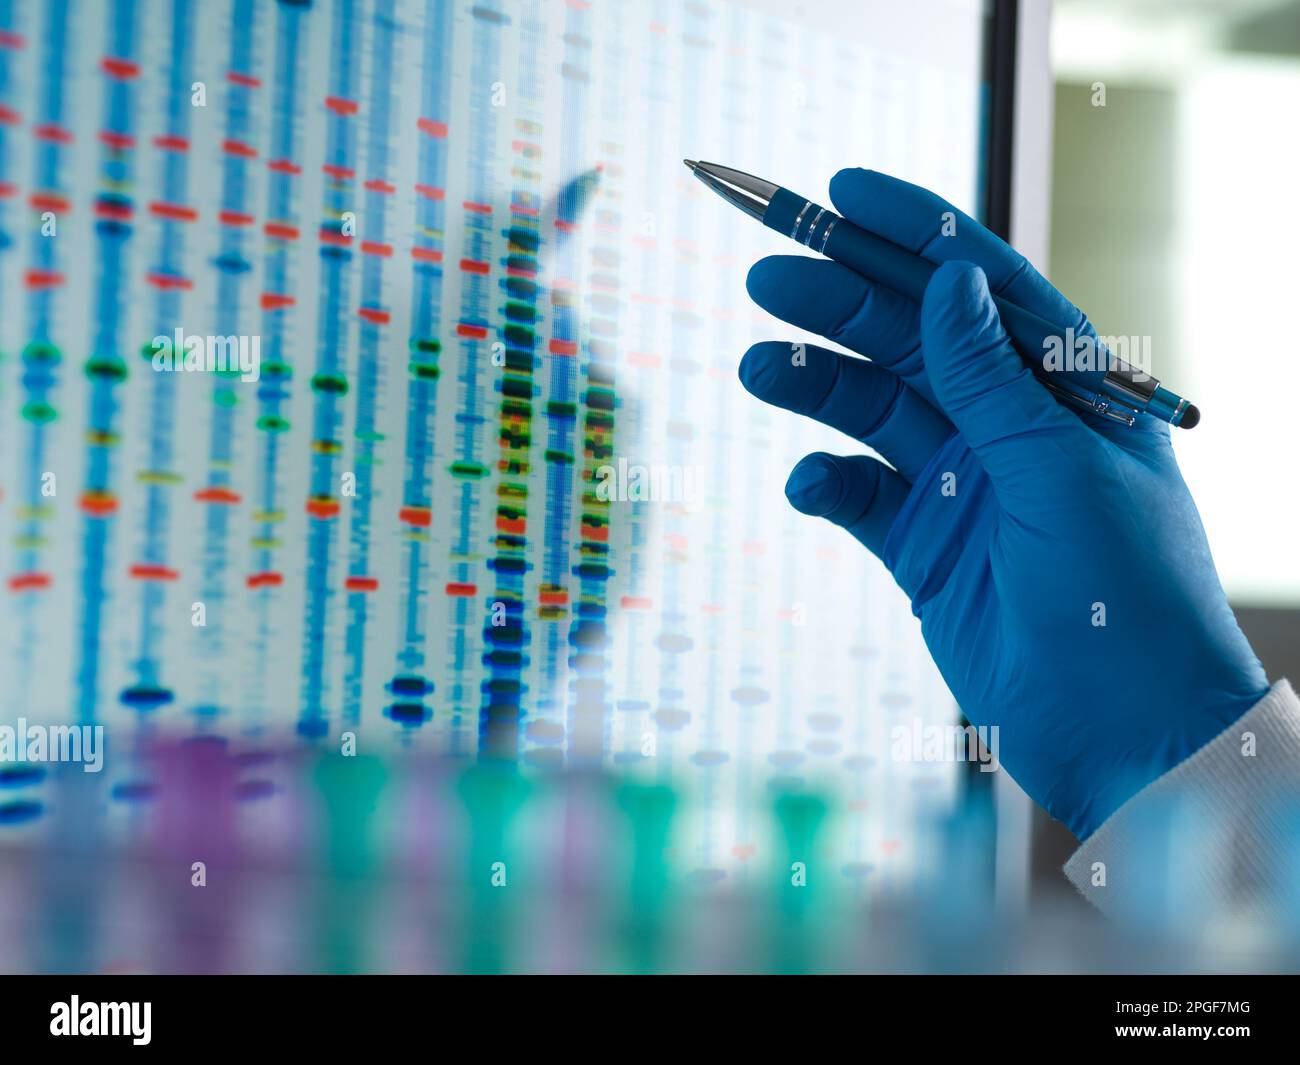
[{"xmin": 0, "ymin": 0, "xmax": 988, "ymax": 894}]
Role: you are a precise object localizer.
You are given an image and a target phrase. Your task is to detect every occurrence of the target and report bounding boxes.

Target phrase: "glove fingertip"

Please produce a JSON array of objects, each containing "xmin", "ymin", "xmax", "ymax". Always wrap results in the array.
[
  {"xmin": 745, "ymin": 255, "xmax": 804, "ymax": 304},
  {"xmin": 921, "ymin": 261, "xmax": 1001, "ymax": 357},
  {"xmin": 785, "ymin": 453, "xmax": 845, "ymax": 517},
  {"xmin": 828, "ymin": 165, "xmax": 873, "ymax": 193},
  {"xmin": 737, "ymin": 341, "xmax": 786, "ymax": 397},
  {"xmin": 827, "ymin": 167, "xmax": 881, "ymax": 217},
  {"xmin": 924, "ymin": 259, "xmax": 988, "ymax": 310}
]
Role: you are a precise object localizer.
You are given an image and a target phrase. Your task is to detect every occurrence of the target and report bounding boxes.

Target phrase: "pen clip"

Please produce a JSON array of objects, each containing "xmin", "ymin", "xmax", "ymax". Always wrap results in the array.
[{"xmin": 1039, "ymin": 378, "xmax": 1137, "ymax": 427}]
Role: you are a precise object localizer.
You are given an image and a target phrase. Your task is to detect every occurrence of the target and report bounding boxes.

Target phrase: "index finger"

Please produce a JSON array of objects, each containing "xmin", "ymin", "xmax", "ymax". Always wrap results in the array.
[{"xmin": 828, "ymin": 168, "xmax": 1087, "ymax": 334}]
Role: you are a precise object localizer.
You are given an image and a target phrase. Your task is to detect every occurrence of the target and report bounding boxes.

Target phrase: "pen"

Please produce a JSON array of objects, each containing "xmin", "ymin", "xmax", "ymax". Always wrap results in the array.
[{"xmin": 684, "ymin": 160, "xmax": 1199, "ymax": 429}]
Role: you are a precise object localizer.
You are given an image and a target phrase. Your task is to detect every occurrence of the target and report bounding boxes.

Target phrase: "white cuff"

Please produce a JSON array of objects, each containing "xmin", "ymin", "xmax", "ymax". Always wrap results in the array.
[{"xmin": 1064, "ymin": 679, "xmax": 1300, "ymax": 926}]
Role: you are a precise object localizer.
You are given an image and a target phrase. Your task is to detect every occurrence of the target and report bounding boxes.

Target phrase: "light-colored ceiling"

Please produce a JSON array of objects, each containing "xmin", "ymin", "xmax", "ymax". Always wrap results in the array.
[{"xmin": 1053, "ymin": 0, "xmax": 1300, "ymax": 81}]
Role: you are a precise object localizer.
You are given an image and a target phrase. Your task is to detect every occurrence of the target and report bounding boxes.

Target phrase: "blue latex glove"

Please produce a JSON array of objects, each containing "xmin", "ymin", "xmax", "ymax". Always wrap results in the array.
[{"xmin": 740, "ymin": 168, "xmax": 1269, "ymax": 840}]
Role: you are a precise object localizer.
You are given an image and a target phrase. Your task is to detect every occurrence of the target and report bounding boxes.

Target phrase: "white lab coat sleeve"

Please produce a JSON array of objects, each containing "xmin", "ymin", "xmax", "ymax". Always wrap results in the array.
[{"xmin": 1064, "ymin": 679, "xmax": 1300, "ymax": 923}]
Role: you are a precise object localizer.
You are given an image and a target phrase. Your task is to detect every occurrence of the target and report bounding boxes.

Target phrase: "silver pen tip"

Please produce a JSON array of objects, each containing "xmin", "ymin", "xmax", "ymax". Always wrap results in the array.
[{"xmin": 678, "ymin": 160, "xmax": 777, "ymax": 222}]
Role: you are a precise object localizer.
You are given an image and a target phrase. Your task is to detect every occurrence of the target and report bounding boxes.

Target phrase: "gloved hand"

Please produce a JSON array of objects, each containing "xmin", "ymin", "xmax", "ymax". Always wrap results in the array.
[{"xmin": 739, "ymin": 167, "xmax": 1270, "ymax": 840}]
